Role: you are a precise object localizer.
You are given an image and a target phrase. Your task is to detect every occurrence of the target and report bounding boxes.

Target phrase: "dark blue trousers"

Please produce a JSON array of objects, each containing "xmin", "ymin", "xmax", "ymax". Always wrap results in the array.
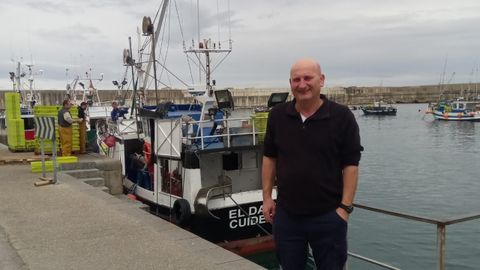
[{"xmin": 273, "ymin": 205, "xmax": 348, "ymax": 270}]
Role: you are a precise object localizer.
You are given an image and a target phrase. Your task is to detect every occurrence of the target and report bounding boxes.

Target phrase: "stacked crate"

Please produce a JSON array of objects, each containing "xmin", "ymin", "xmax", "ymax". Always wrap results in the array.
[
  {"xmin": 30, "ymin": 156, "xmax": 78, "ymax": 172},
  {"xmin": 33, "ymin": 105, "xmax": 81, "ymax": 154},
  {"xmin": 5, "ymin": 93, "xmax": 26, "ymax": 151},
  {"xmin": 251, "ymin": 112, "xmax": 269, "ymax": 143}
]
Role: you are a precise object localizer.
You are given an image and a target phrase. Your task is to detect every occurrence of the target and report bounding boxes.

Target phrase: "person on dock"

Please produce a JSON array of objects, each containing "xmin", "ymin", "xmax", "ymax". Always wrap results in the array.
[
  {"xmin": 78, "ymin": 102, "xmax": 88, "ymax": 154},
  {"xmin": 262, "ymin": 59, "xmax": 363, "ymax": 270},
  {"xmin": 58, "ymin": 100, "xmax": 81, "ymax": 156}
]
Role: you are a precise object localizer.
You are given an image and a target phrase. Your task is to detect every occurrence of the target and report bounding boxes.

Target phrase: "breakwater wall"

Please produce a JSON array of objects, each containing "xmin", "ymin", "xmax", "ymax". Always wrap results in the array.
[{"xmin": 1, "ymin": 83, "xmax": 478, "ymax": 109}]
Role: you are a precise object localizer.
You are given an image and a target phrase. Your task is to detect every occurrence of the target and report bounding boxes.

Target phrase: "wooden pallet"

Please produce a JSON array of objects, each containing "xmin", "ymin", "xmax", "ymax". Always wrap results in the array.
[{"xmin": 0, "ymin": 157, "xmax": 47, "ymax": 165}]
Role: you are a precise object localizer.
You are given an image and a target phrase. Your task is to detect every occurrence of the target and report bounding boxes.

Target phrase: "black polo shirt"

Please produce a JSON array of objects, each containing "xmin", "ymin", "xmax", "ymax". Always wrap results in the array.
[{"xmin": 263, "ymin": 95, "xmax": 363, "ymax": 215}]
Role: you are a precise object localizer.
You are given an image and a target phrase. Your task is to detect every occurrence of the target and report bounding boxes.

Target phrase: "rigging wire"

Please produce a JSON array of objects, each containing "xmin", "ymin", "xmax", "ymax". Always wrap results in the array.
[
  {"xmin": 228, "ymin": 0, "xmax": 232, "ymax": 46},
  {"xmin": 174, "ymin": 0, "xmax": 195, "ymax": 85},
  {"xmin": 156, "ymin": 2, "xmax": 171, "ymax": 87},
  {"xmin": 217, "ymin": 0, "xmax": 221, "ymax": 46}
]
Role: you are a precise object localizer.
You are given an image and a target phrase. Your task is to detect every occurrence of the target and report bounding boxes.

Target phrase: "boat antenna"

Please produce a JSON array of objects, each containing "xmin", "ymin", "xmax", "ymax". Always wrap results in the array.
[
  {"xmin": 197, "ymin": 0, "xmax": 201, "ymax": 82},
  {"xmin": 228, "ymin": 0, "xmax": 232, "ymax": 49},
  {"xmin": 217, "ymin": 0, "xmax": 221, "ymax": 46}
]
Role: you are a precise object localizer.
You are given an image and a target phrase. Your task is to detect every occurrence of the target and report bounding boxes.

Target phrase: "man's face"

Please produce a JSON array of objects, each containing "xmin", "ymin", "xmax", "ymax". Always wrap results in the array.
[{"xmin": 289, "ymin": 62, "xmax": 324, "ymax": 103}]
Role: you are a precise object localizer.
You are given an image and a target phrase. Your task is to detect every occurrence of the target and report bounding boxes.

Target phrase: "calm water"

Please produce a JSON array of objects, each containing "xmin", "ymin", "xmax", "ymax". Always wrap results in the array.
[{"xmin": 247, "ymin": 104, "xmax": 480, "ymax": 269}]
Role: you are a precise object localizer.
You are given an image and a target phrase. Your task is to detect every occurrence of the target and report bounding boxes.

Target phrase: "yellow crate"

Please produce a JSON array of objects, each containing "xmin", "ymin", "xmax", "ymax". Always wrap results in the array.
[
  {"xmin": 251, "ymin": 112, "xmax": 269, "ymax": 143},
  {"xmin": 7, "ymin": 118, "xmax": 25, "ymax": 148},
  {"xmin": 31, "ymin": 156, "xmax": 78, "ymax": 172},
  {"xmin": 33, "ymin": 105, "xmax": 62, "ymax": 116},
  {"xmin": 5, "ymin": 92, "xmax": 21, "ymax": 119}
]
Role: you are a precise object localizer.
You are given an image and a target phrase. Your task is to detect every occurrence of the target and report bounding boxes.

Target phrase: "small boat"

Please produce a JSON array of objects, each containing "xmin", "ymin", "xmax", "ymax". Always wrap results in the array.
[
  {"xmin": 428, "ymin": 98, "xmax": 480, "ymax": 121},
  {"xmin": 361, "ymin": 101, "xmax": 397, "ymax": 115}
]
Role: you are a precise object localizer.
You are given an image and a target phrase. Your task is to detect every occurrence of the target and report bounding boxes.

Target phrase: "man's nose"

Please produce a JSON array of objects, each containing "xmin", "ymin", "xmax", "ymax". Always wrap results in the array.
[{"xmin": 298, "ymin": 79, "xmax": 308, "ymax": 88}]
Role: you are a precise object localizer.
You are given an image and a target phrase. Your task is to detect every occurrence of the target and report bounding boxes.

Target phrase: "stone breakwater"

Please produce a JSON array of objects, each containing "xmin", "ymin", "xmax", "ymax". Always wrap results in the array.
[{"xmin": 1, "ymin": 83, "xmax": 477, "ymax": 109}]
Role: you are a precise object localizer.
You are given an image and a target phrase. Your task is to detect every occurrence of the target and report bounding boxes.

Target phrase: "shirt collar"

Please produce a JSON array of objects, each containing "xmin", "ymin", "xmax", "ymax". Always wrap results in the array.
[{"xmin": 286, "ymin": 94, "xmax": 330, "ymax": 120}]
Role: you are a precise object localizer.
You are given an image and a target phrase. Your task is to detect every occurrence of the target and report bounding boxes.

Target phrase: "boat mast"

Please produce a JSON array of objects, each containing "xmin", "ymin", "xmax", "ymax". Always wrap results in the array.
[
  {"xmin": 183, "ymin": 0, "xmax": 232, "ymax": 97},
  {"xmin": 140, "ymin": 0, "xmax": 170, "ymax": 101}
]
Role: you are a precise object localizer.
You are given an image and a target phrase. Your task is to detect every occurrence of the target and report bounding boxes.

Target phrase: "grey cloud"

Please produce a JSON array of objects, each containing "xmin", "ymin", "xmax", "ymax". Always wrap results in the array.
[
  {"xmin": 34, "ymin": 24, "xmax": 103, "ymax": 42},
  {"xmin": 26, "ymin": 1, "xmax": 75, "ymax": 13}
]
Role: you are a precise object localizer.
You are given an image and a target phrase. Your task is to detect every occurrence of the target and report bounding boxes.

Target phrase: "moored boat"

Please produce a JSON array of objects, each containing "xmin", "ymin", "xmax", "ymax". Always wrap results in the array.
[
  {"xmin": 110, "ymin": 91, "xmax": 288, "ymax": 244},
  {"xmin": 101, "ymin": 0, "xmax": 285, "ymax": 250},
  {"xmin": 361, "ymin": 101, "xmax": 397, "ymax": 115},
  {"xmin": 428, "ymin": 98, "xmax": 480, "ymax": 121}
]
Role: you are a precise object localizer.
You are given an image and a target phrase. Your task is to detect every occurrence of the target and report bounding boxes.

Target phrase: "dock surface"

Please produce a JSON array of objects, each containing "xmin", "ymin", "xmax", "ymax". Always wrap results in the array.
[{"xmin": 0, "ymin": 143, "xmax": 264, "ymax": 270}]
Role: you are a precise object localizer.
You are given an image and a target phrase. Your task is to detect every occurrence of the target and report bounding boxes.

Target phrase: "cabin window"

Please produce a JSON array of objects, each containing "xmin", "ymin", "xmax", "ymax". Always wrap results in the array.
[
  {"xmin": 24, "ymin": 118, "xmax": 35, "ymax": 130},
  {"xmin": 458, "ymin": 103, "xmax": 464, "ymax": 109},
  {"xmin": 161, "ymin": 159, "xmax": 183, "ymax": 197}
]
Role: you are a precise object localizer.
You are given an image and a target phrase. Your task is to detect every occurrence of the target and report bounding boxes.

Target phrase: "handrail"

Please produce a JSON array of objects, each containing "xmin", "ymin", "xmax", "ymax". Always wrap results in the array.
[
  {"xmin": 347, "ymin": 252, "xmax": 401, "ymax": 270},
  {"xmin": 204, "ymin": 183, "xmax": 232, "ymax": 219},
  {"xmin": 348, "ymin": 202, "xmax": 480, "ymax": 270},
  {"xmin": 182, "ymin": 116, "xmax": 264, "ymax": 150}
]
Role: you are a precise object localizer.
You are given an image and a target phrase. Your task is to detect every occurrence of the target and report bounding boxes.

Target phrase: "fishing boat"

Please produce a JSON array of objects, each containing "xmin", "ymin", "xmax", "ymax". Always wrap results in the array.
[
  {"xmin": 103, "ymin": 0, "xmax": 282, "ymax": 251},
  {"xmin": 1, "ymin": 60, "xmax": 43, "ymax": 151},
  {"xmin": 361, "ymin": 101, "xmax": 397, "ymax": 115},
  {"xmin": 428, "ymin": 98, "xmax": 480, "ymax": 121},
  {"xmin": 64, "ymin": 69, "xmax": 127, "ymax": 121}
]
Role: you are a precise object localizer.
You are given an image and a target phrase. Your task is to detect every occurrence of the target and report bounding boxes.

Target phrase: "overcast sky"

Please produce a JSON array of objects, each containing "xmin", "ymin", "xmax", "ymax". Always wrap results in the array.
[{"xmin": 1, "ymin": 0, "xmax": 480, "ymax": 91}]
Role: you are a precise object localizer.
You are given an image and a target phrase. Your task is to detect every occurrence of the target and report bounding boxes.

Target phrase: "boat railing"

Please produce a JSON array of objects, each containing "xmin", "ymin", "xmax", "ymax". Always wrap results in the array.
[
  {"xmin": 344, "ymin": 202, "xmax": 480, "ymax": 270},
  {"xmin": 182, "ymin": 116, "xmax": 264, "ymax": 150},
  {"xmin": 204, "ymin": 183, "xmax": 233, "ymax": 219}
]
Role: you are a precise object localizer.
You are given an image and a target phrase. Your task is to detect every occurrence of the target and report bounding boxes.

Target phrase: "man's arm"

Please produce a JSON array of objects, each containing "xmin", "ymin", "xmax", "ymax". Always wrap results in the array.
[
  {"xmin": 63, "ymin": 111, "xmax": 74, "ymax": 124},
  {"xmin": 336, "ymin": 165, "xmax": 359, "ymax": 221},
  {"xmin": 262, "ymin": 156, "xmax": 277, "ymax": 224}
]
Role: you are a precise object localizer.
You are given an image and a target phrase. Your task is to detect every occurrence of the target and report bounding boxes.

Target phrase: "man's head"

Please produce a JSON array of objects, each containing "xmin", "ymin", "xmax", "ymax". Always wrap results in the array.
[
  {"xmin": 112, "ymin": 101, "xmax": 118, "ymax": 108},
  {"xmin": 289, "ymin": 59, "xmax": 325, "ymax": 103},
  {"xmin": 62, "ymin": 100, "xmax": 72, "ymax": 109},
  {"xmin": 80, "ymin": 102, "xmax": 87, "ymax": 109}
]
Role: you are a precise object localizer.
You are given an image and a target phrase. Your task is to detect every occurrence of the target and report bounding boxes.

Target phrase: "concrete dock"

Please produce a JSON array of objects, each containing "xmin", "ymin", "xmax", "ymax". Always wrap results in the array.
[{"xmin": 0, "ymin": 143, "xmax": 264, "ymax": 270}]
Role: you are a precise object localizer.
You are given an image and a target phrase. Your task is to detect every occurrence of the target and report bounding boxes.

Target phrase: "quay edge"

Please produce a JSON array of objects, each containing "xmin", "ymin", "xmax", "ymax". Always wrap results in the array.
[{"xmin": 0, "ymin": 143, "xmax": 265, "ymax": 270}]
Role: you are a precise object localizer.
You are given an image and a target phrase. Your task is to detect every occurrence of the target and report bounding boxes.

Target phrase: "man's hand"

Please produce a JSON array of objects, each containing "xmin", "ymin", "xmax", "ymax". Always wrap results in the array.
[
  {"xmin": 262, "ymin": 197, "xmax": 276, "ymax": 224},
  {"xmin": 336, "ymin": 207, "xmax": 349, "ymax": 222}
]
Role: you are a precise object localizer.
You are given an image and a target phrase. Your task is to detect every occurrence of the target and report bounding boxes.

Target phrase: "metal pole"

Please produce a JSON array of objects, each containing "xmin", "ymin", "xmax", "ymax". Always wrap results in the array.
[
  {"xmin": 437, "ymin": 224, "xmax": 446, "ymax": 270},
  {"xmin": 52, "ymin": 127, "xmax": 58, "ymax": 184},
  {"xmin": 40, "ymin": 139, "xmax": 46, "ymax": 178},
  {"xmin": 151, "ymin": 32, "xmax": 159, "ymax": 105},
  {"xmin": 128, "ymin": 37, "xmax": 137, "ymax": 116}
]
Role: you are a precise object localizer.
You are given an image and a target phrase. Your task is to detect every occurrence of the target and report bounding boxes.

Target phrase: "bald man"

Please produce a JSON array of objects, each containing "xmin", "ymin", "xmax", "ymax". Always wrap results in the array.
[{"xmin": 262, "ymin": 59, "xmax": 363, "ymax": 269}]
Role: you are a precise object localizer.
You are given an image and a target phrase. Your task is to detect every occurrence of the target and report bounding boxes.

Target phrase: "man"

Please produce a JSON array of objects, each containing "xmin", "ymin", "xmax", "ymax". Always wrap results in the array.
[
  {"xmin": 111, "ymin": 101, "xmax": 124, "ymax": 122},
  {"xmin": 58, "ymin": 100, "xmax": 80, "ymax": 156},
  {"xmin": 262, "ymin": 59, "xmax": 363, "ymax": 270},
  {"xmin": 78, "ymin": 102, "xmax": 88, "ymax": 154}
]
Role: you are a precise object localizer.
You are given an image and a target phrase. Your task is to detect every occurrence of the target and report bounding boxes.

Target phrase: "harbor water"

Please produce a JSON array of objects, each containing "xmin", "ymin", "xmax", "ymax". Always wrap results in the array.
[{"xmin": 246, "ymin": 104, "xmax": 480, "ymax": 269}]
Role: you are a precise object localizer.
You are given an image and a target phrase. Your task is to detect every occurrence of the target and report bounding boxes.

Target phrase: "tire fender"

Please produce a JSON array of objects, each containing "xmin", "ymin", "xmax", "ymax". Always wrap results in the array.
[{"xmin": 173, "ymin": 199, "xmax": 191, "ymax": 226}]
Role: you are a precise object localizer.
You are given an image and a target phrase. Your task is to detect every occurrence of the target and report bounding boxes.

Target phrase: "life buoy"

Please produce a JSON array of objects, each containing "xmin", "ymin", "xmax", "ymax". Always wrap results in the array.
[
  {"xmin": 104, "ymin": 135, "xmax": 116, "ymax": 147},
  {"xmin": 173, "ymin": 199, "xmax": 191, "ymax": 226}
]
